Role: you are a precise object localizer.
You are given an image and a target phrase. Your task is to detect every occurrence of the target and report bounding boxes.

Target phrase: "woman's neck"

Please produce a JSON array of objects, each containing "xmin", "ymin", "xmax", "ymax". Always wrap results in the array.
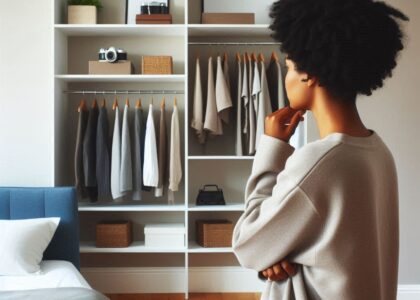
[{"xmin": 310, "ymin": 91, "xmax": 371, "ymax": 139}]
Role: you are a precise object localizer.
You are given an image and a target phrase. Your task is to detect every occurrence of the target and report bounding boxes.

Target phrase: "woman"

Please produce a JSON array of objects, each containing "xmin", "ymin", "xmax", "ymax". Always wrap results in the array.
[{"xmin": 232, "ymin": 0, "xmax": 409, "ymax": 299}]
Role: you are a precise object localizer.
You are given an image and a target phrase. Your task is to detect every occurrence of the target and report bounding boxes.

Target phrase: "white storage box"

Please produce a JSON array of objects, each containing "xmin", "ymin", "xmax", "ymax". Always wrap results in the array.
[{"xmin": 144, "ymin": 223, "xmax": 185, "ymax": 248}]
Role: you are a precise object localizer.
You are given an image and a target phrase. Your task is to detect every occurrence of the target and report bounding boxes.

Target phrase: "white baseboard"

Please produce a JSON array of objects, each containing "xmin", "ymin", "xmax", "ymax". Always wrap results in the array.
[{"xmin": 81, "ymin": 267, "xmax": 420, "ymax": 299}]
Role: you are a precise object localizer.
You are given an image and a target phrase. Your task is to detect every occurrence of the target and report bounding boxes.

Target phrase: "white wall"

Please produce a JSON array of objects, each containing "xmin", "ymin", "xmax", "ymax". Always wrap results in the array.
[
  {"xmin": 0, "ymin": 0, "xmax": 419, "ymax": 287},
  {"xmin": 0, "ymin": 0, "xmax": 54, "ymax": 186}
]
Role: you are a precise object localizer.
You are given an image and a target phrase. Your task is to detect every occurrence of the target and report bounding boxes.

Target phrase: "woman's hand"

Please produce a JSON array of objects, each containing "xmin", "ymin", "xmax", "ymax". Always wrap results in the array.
[
  {"xmin": 262, "ymin": 259, "xmax": 298, "ymax": 281},
  {"xmin": 265, "ymin": 106, "xmax": 306, "ymax": 142}
]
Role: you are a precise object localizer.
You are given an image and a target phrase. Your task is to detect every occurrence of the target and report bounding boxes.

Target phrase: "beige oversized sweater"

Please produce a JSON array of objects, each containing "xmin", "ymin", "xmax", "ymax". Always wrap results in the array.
[{"xmin": 232, "ymin": 130, "xmax": 399, "ymax": 300}]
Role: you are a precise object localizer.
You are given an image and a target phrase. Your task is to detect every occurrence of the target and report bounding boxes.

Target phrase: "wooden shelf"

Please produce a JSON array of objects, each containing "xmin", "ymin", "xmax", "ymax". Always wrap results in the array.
[
  {"xmin": 188, "ymin": 203, "xmax": 244, "ymax": 211},
  {"xmin": 78, "ymin": 203, "xmax": 186, "ymax": 212},
  {"xmin": 54, "ymin": 24, "xmax": 185, "ymax": 37},
  {"xmin": 80, "ymin": 241, "xmax": 186, "ymax": 253},
  {"xmin": 188, "ymin": 241, "xmax": 234, "ymax": 253},
  {"xmin": 55, "ymin": 74, "xmax": 185, "ymax": 83}
]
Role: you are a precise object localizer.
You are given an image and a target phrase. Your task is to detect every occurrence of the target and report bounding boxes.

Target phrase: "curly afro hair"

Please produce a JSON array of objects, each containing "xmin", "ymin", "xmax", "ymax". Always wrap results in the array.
[{"xmin": 269, "ymin": 0, "xmax": 409, "ymax": 102}]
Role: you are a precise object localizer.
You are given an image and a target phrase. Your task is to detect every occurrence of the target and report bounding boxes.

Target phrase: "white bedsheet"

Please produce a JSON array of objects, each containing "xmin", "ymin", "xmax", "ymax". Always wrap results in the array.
[{"xmin": 0, "ymin": 260, "xmax": 91, "ymax": 291}]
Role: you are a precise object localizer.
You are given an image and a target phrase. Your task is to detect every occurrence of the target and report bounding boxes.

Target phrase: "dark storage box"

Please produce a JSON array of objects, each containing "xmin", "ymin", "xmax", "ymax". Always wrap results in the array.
[
  {"xmin": 96, "ymin": 220, "xmax": 132, "ymax": 248},
  {"xmin": 196, "ymin": 219, "xmax": 233, "ymax": 248}
]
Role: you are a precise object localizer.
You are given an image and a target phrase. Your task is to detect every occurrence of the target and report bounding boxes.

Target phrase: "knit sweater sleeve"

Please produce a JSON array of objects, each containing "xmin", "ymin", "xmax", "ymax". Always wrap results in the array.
[{"xmin": 232, "ymin": 134, "xmax": 323, "ymax": 274}]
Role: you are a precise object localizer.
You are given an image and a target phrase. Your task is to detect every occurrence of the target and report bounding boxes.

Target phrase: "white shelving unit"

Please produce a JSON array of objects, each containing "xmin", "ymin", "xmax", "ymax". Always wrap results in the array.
[{"xmin": 53, "ymin": 0, "xmax": 307, "ymax": 298}]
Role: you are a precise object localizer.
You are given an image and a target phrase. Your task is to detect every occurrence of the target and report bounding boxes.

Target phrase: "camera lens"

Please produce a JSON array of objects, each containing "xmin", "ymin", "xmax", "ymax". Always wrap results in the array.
[{"xmin": 106, "ymin": 52, "xmax": 115, "ymax": 61}]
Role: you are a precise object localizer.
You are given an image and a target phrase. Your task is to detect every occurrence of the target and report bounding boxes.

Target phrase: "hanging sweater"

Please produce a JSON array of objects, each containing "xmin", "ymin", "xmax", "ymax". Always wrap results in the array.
[{"xmin": 232, "ymin": 130, "xmax": 399, "ymax": 300}]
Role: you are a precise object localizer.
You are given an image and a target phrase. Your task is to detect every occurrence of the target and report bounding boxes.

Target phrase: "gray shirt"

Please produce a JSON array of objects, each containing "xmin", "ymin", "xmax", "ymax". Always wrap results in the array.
[{"xmin": 232, "ymin": 130, "xmax": 399, "ymax": 300}]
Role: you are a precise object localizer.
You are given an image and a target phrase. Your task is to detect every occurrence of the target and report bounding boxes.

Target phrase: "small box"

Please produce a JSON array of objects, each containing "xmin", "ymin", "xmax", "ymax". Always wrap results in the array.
[
  {"xmin": 196, "ymin": 219, "xmax": 233, "ymax": 248},
  {"xmin": 89, "ymin": 60, "xmax": 133, "ymax": 75},
  {"xmin": 136, "ymin": 14, "xmax": 172, "ymax": 24},
  {"xmin": 144, "ymin": 223, "xmax": 185, "ymax": 248},
  {"xmin": 96, "ymin": 221, "xmax": 132, "ymax": 248},
  {"xmin": 201, "ymin": 13, "xmax": 255, "ymax": 24},
  {"xmin": 141, "ymin": 56, "xmax": 173, "ymax": 74}
]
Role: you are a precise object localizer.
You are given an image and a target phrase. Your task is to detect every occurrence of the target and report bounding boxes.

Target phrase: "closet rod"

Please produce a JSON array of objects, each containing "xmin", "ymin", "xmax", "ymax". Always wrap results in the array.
[
  {"xmin": 63, "ymin": 90, "xmax": 184, "ymax": 95},
  {"xmin": 188, "ymin": 42, "xmax": 281, "ymax": 45}
]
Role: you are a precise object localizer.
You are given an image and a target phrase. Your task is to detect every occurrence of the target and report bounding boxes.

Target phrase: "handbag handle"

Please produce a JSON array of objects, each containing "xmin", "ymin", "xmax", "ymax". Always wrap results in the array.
[{"xmin": 201, "ymin": 184, "xmax": 220, "ymax": 191}]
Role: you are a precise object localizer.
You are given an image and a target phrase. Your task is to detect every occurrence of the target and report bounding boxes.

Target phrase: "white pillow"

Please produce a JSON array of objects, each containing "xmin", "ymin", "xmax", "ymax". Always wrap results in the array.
[{"xmin": 0, "ymin": 217, "xmax": 60, "ymax": 276}]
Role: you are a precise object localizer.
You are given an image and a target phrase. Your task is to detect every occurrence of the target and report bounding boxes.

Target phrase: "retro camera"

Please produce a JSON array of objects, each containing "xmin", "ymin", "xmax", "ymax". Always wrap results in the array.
[{"xmin": 98, "ymin": 47, "xmax": 127, "ymax": 63}]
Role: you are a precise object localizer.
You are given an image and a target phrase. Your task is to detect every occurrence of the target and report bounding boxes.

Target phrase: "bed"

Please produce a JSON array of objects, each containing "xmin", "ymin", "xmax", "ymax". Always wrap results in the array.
[{"xmin": 0, "ymin": 187, "xmax": 109, "ymax": 300}]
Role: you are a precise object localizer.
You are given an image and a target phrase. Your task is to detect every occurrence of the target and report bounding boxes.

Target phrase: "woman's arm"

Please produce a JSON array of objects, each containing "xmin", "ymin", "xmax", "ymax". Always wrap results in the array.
[{"xmin": 232, "ymin": 133, "xmax": 322, "ymax": 272}]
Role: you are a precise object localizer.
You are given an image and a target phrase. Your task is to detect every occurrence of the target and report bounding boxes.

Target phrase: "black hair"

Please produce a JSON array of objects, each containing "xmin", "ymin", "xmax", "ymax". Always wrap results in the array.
[{"xmin": 269, "ymin": 0, "xmax": 409, "ymax": 102}]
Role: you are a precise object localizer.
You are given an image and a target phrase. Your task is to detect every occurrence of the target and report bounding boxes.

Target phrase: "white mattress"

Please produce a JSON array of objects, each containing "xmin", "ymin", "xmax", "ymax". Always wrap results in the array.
[{"xmin": 0, "ymin": 260, "xmax": 91, "ymax": 291}]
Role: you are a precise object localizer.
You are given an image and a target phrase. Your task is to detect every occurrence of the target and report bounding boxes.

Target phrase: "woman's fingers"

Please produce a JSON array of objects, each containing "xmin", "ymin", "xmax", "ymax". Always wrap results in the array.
[
  {"xmin": 286, "ymin": 110, "xmax": 304, "ymax": 136},
  {"xmin": 280, "ymin": 260, "xmax": 298, "ymax": 277}
]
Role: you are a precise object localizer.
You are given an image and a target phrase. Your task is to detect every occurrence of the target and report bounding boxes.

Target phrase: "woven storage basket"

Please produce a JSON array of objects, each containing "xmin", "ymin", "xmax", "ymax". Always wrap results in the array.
[
  {"xmin": 96, "ymin": 220, "xmax": 132, "ymax": 247},
  {"xmin": 196, "ymin": 219, "xmax": 233, "ymax": 247},
  {"xmin": 141, "ymin": 55, "xmax": 173, "ymax": 74}
]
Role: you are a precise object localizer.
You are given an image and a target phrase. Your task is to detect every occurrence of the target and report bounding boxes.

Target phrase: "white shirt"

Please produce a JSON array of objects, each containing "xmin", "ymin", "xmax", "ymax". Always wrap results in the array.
[
  {"xmin": 143, "ymin": 103, "xmax": 159, "ymax": 187},
  {"xmin": 191, "ymin": 57, "xmax": 206, "ymax": 144},
  {"xmin": 110, "ymin": 106, "xmax": 123, "ymax": 199}
]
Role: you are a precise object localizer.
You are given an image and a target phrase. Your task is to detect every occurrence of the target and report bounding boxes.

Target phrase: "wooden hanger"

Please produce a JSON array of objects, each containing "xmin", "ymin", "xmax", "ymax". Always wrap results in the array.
[
  {"xmin": 78, "ymin": 99, "xmax": 87, "ymax": 112},
  {"xmin": 251, "ymin": 52, "xmax": 257, "ymax": 62},
  {"xmin": 236, "ymin": 52, "xmax": 241, "ymax": 62},
  {"xmin": 112, "ymin": 98, "xmax": 118, "ymax": 111},
  {"xmin": 136, "ymin": 98, "xmax": 142, "ymax": 108},
  {"xmin": 258, "ymin": 53, "xmax": 265, "ymax": 62},
  {"xmin": 92, "ymin": 98, "xmax": 98, "ymax": 108},
  {"xmin": 125, "ymin": 98, "xmax": 130, "ymax": 107},
  {"xmin": 223, "ymin": 52, "xmax": 228, "ymax": 62},
  {"xmin": 101, "ymin": 99, "xmax": 106, "ymax": 108},
  {"xmin": 161, "ymin": 97, "xmax": 165, "ymax": 109},
  {"xmin": 271, "ymin": 51, "xmax": 279, "ymax": 62},
  {"xmin": 243, "ymin": 52, "xmax": 248, "ymax": 63},
  {"xmin": 174, "ymin": 97, "xmax": 177, "ymax": 107}
]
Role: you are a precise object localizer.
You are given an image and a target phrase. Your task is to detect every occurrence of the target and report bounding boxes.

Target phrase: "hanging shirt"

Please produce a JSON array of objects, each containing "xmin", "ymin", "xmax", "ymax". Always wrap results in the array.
[
  {"xmin": 120, "ymin": 103, "xmax": 132, "ymax": 195},
  {"xmin": 155, "ymin": 103, "xmax": 167, "ymax": 197},
  {"xmin": 203, "ymin": 56, "xmax": 223, "ymax": 136},
  {"xmin": 83, "ymin": 105, "xmax": 99, "ymax": 202},
  {"xmin": 235, "ymin": 58, "xmax": 243, "ymax": 156},
  {"xmin": 132, "ymin": 106, "xmax": 144, "ymax": 200},
  {"xmin": 75, "ymin": 108, "xmax": 89, "ymax": 199},
  {"xmin": 215, "ymin": 55, "xmax": 233, "ymax": 124},
  {"xmin": 232, "ymin": 131, "xmax": 398, "ymax": 300},
  {"xmin": 248, "ymin": 58, "xmax": 256, "ymax": 155},
  {"xmin": 191, "ymin": 58, "xmax": 206, "ymax": 144},
  {"xmin": 255, "ymin": 60, "xmax": 273, "ymax": 151},
  {"xmin": 143, "ymin": 103, "xmax": 159, "ymax": 187},
  {"xmin": 168, "ymin": 105, "xmax": 182, "ymax": 204},
  {"xmin": 241, "ymin": 55, "xmax": 249, "ymax": 152},
  {"xmin": 267, "ymin": 58, "xmax": 287, "ymax": 111},
  {"xmin": 110, "ymin": 106, "xmax": 123, "ymax": 200},
  {"xmin": 96, "ymin": 106, "xmax": 111, "ymax": 199},
  {"xmin": 223, "ymin": 54, "xmax": 231, "ymax": 95}
]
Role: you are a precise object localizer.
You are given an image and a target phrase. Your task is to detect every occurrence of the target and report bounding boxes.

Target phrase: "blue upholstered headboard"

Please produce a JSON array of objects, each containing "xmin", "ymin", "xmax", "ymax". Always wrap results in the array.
[{"xmin": 0, "ymin": 187, "xmax": 80, "ymax": 269}]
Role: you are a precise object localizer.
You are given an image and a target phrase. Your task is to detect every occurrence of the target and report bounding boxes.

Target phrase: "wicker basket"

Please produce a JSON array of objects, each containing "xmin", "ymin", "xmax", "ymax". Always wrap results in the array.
[
  {"xmin": 96, "ymin": 220, "xmax": 132, "ymax": 248},
  {"xmin": 141, "ymin": 55, "xmax": 173, "ymax": 74},
  {"xmin": 196, "ymin": 219, "xmax": 233, "ymax": 247}
]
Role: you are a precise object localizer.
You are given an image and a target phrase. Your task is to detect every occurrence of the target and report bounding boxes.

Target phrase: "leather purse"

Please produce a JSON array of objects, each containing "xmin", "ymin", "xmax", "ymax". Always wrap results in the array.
[{"xmin": 196, "ymin": 184, "xmax": 226, "ymax": 205}]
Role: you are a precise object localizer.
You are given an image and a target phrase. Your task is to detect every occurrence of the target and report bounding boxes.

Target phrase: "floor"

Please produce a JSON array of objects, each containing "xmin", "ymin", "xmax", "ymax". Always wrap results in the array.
[{"xmin": 107, "ymin": 293, "xmax": 262, "ymax": 300}]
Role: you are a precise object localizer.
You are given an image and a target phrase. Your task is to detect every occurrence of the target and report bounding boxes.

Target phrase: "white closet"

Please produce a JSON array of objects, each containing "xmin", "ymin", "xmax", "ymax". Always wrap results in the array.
[{"xmin": 53, "ymin": 0, "xmax": 308, "ymax": 298}]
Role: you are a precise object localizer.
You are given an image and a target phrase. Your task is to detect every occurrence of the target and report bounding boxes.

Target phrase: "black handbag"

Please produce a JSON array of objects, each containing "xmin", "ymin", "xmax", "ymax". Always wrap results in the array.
[{"xmin": 196, "ymin": 184, "xmax": 226, "ymax": 206}]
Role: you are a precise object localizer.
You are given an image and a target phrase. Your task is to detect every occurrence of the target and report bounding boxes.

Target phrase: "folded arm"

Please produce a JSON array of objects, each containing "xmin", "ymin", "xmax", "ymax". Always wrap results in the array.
[{"xmin": 232, "ymin": 134, "xmax": 322, "ymax": 273}]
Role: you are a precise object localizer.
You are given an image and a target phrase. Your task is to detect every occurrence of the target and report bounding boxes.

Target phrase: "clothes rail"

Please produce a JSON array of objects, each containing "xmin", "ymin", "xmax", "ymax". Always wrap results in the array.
[
  {"xmin": 188, "ymin": 42, "xmax": 281, "ymax": 45},
  {"xmin": 63, "ymin": 90, "xmax": 184, "ymax": 95}
]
